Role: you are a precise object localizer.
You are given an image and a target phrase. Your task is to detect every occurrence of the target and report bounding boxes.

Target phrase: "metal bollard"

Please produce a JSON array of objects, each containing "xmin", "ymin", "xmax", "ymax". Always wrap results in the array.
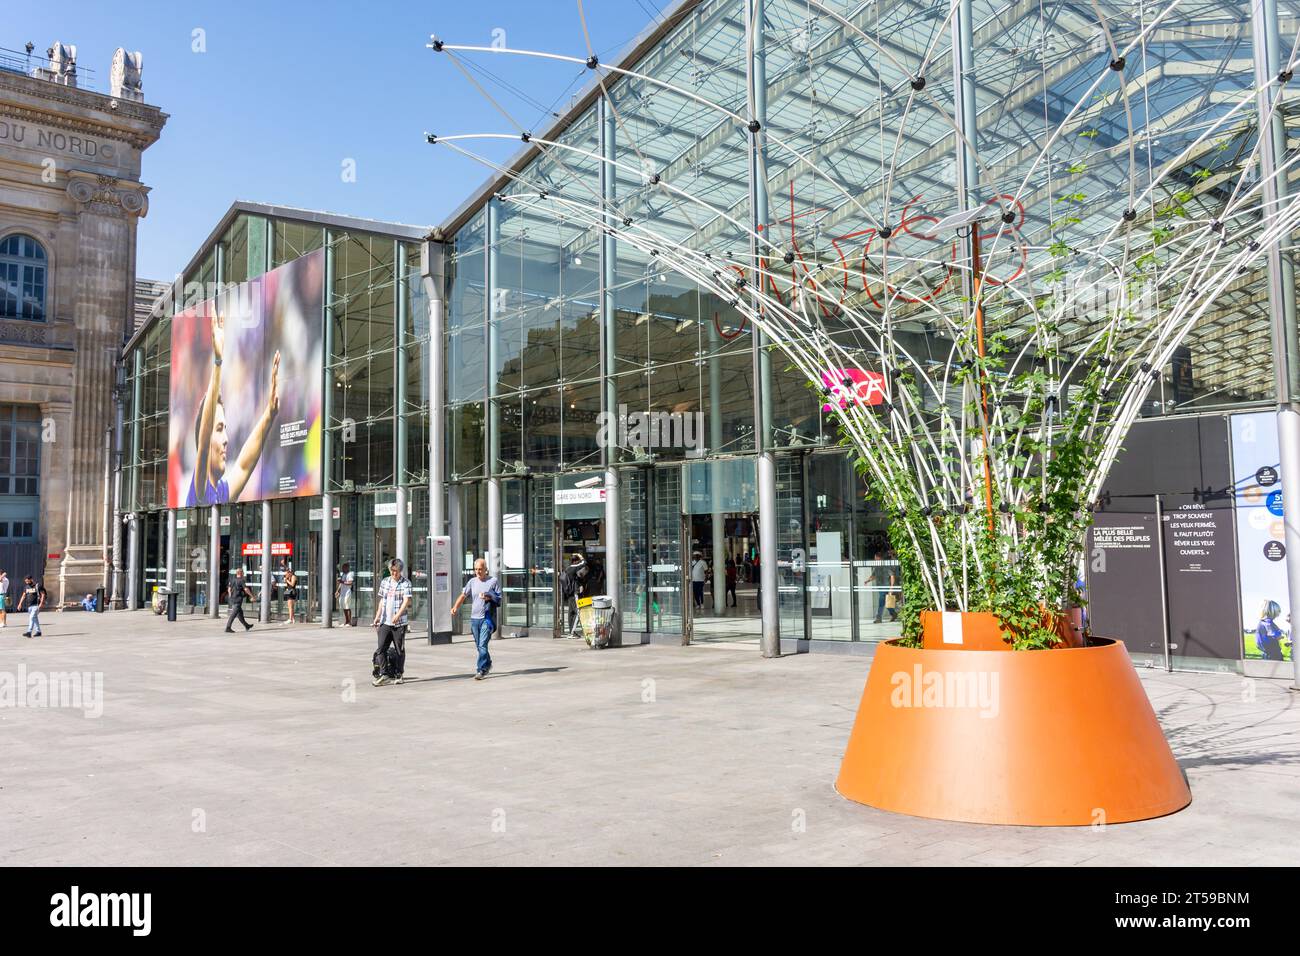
[{"xmin": 166, "ymin": 591, "xmax": 178, "ymax": 622}]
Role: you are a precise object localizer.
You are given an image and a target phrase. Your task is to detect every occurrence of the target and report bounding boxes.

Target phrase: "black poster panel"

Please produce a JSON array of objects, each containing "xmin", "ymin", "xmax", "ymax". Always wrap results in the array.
[
  {"xmin": 1162, "ymin": 498, "xmax": 1240, "ymax": 660},
  {"xmin": 1088, "ymin": 415, "xmax": 1240, "ymax": 660},
  {"xmin": 1086, "ymin": 512, "xmax": 1163, "ymax": 654}
]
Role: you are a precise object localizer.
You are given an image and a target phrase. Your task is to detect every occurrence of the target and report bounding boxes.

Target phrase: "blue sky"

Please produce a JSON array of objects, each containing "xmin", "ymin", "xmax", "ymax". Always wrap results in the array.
[{"xmin": 6, "ymin": 0, "xmax": 673, "ymax": 279}]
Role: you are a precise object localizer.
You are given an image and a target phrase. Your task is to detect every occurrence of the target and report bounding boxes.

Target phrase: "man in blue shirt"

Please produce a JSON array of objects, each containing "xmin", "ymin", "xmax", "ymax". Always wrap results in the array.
[
  {"xmin": 451, "ymin": 558, "xmax": 502, "ymax": 680},
  {"xmin": 372, "ymin": 558, "xmax": 412, "ymax": 686}
]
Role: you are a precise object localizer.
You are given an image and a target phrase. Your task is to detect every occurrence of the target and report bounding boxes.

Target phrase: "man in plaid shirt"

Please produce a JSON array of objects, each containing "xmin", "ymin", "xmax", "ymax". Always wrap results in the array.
[{"xmin": 372, "ymin": 557, "xmax": 412, "ymax": 686}]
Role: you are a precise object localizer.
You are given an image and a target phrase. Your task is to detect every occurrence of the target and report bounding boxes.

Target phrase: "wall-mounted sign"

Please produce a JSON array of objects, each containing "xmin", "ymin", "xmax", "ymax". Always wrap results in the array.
[
  {"xmin": 308, "ymin": 506, "xmax": 341, "ymax": 521},
  {"xmin": 241, "ymin": 542, "xmax": 293, "ymax": 557},
  {"xmin": 555, "ymin": 487, "xmax": 607, "ymax": 505}
]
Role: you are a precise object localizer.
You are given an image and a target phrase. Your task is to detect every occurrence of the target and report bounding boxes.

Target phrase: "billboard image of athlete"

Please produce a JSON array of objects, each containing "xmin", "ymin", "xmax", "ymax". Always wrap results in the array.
[
  {"xmin": 167, "ymin": 247, "xmax": 324, "ymax": 508},
  {"xmin": 188, "ymin": 311, "xmax": 281, "ymax": 506}
]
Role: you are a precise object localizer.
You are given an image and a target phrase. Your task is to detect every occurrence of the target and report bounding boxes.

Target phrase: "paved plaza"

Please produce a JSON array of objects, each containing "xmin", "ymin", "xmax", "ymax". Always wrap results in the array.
[{"xmin": 2, "ymin": 609, "xmax": 1298, "ymax": 866}]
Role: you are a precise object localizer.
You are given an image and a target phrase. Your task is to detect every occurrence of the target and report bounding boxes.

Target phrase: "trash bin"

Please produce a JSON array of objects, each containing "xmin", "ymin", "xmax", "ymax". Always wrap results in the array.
[
  {"xmin": 154, "ymin": 587, "xmax": 178, "ymax": 621},
  {"xmin": 95, "ymin": 587, "xmax": 105, "ymax": 613},
  {"xmin": 584, "ymin": 595, "xmax": 615, "ymax": 649}
]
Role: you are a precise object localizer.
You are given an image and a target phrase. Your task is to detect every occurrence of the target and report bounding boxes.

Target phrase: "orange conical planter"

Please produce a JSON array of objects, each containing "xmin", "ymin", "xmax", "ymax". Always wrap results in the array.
[{"xmin": 836, "ymin": 630, "xmax": 1191, "ymax": 826}]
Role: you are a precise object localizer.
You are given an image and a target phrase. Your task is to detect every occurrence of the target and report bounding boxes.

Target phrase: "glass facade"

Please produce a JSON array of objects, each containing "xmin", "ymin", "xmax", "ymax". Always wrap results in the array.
[{"xmin": 120, "ymin": 1, "xmax": 1300, "ymax": 660}]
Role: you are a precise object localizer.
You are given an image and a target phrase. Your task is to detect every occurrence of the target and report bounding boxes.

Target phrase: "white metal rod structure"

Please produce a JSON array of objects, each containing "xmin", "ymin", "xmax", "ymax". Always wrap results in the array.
[{"xmin": 1253, "ymin": 0, "xmax": 1300, "ymax": 689}]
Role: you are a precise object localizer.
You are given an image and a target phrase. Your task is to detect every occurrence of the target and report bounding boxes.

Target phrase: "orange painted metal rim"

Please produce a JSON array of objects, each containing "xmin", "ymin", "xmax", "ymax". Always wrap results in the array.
[{"xmin": 835, "ymin": 634, "xmax": 1191, "ymax": 826}]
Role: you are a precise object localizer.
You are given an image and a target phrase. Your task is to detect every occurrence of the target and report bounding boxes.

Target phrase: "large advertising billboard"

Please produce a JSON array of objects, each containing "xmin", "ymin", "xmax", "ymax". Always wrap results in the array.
[
  {"xmin": 167, "ymin": 249, "xmax": 325, "ymax": 507},
  {"xmin": 1231, "ymin": 411, "xmax": 1294, "ymax": 662}
]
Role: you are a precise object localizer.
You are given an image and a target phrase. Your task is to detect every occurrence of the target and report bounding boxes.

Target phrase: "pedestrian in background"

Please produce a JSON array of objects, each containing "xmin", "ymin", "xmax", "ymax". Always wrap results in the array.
[
  {"xmin": 451, "ymin": 557, "xmax": 502, "ymax": 680},
  {"xmin": 283, "ymin": 563, "xmax": 299, "ymax": 624},
  {"xmin": 0, "ymin": 568, "xmax": 9, "ymax": 628},
  {"xmin": 225, "ymin": 567, "xmax": 254, "ymax": 633},
  {"xmin": 16, "ymin": 574, "xmax": 46, "ymax": 638},
  {"xmin": 336, "ymin": 562, "xmax": 355, "ymax": 626},
  {"xmin": 690, "ymin": 551, "xmax": 707, "ymax": 611},
  {"xmin": 372, "ymin": 558, "xmax": 412, "ymax": 686}
]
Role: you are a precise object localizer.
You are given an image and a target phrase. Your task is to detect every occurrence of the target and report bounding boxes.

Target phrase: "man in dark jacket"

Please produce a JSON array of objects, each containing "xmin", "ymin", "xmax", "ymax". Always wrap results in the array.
[
  {"xmin": 561, "ymin": 554, "xmax": 588, "ymax": 637},
  {"xmin": 225, "ymin": 567, "xmax": 254, "ymax": 633}
]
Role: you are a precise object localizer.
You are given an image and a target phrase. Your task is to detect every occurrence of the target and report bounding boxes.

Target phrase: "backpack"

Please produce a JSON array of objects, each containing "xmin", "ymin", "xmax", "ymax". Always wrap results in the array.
[{"xmin": 372, "ymin": 644, "xmax": 400, "ymax": 680}]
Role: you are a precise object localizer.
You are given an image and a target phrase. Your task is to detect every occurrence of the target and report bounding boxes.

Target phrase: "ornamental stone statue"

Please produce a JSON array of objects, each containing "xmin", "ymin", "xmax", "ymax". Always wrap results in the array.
[{"xmin": 110, "ymin": 48, "xmax": 143, "ymax": 101}]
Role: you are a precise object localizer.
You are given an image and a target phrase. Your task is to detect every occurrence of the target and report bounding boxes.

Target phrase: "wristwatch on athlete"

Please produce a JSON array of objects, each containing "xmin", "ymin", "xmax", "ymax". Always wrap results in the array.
[{"xmin": 214, "ymin": 355, "xmax": 222, "ymax": 366}]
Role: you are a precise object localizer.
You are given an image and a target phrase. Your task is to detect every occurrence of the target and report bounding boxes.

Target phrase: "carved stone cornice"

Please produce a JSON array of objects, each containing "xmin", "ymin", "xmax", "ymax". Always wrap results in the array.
[
  {"xmin": 0, "ymin": 72, "xmax": 166, "ymax": 149},
  {"xmin": 66, "ymin": 170, "xmax": 149, "ymax": 219},
  {"xmin": 0, "ymin": 102, "xmax": 142, "ymax": 155}
]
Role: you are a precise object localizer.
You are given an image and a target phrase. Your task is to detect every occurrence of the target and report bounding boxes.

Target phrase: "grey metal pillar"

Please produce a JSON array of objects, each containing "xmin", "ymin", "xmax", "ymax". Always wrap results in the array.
[
  {"xmin": 395, "ymin": 241, "xmax": 410, "ymax": 569},
  {"xmin": 709, "ymin": 318, "xmax": 726, "ymax": 615},
  {"xmin": 110, "ymin": 362, "xmax": 125, "ymax": 607},
  {"xmin": 126, "ymin": 348, "xmax": 143, "ymax": 610},
  {"xmin": 951, "ymin": 0, "xmax": 979, "ymax": 219},
  {"xmin": 423, "ymin": 240, "xmax": 447, "ymax": 542},
  {"xmin": 448, "ymin": 482, "xmax": 463, "ymax": 636},
  {"xmin": 208, "ymin": 503, "xmax": 220, "ymax": 618},
  {"xmin": 1252, "ymin": 0, "xmax": 1300, "ymax": 689},
  {"xmin": 321, "ymin": 233, "xmax": 337, "ymax": 627},
  {"xmin": 320, "ymin": 493, "xmax": 334, "ymax": 625},
  {"xmin": 747, "ymin": 0, "xmax": 779, "ymax": 657},
  {"xmin": 125, "ymin": 513, "xmax": 139, "ymax": 610},
  {"xmin": 165, "ymin": 508, "xmax": 177, "ymax": 592},
  {"xmin": 598, "ymin": 95, "xmax": 623, "ymax": 621},
  {"xmin": 486, "ymin": 199, "xmax": 503, "ymax": 576},
  {"xmin": 260, "ymin": 499, "xmax": 271, "ymax": 623}
]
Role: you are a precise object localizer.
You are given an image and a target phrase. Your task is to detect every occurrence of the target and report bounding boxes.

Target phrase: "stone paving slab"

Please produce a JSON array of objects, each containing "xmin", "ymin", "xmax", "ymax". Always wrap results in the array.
[{"xmin": 0, "ymin": 610, "xmax": 1297, "ymax": 866}]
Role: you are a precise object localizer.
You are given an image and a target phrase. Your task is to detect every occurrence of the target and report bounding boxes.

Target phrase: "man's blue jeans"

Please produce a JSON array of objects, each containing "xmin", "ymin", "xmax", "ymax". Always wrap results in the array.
[{"xmin": 471, "ymin": 617, "xmax": 493, "ymax": 674}]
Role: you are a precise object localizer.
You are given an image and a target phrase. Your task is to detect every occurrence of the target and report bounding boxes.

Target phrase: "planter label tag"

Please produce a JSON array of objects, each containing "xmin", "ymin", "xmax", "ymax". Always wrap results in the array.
[{"xmin": 941, "ymin": 611, "xmax": 964, "ymax": 645}]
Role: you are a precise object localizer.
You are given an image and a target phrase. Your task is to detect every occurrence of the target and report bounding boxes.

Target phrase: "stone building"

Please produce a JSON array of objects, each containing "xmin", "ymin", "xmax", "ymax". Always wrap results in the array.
[{"xmin": 0, "ymin": 43, "xmax": 165, "ymax": 602}]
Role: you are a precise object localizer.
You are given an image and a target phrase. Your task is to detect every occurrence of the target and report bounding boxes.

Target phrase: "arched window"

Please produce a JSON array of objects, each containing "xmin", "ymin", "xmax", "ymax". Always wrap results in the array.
[{"xmin": 0, "ymin": 234, "xmax": 48, "ymax": 321}]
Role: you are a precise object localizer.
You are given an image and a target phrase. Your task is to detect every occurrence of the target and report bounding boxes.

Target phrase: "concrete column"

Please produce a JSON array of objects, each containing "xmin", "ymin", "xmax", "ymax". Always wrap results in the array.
[
  {"xmin": 321, "ymin": 493, "xmax": 334, "ymax": 626},
  {"xmin": 208, "ymin": 503, "xmax": 220, "ymax": 618},
  {"xmin": 165, "ymin": 508, "xmax": 177, "ymax": 592},
  {"xmin": 260, "ymin": 500, "xmax": 271, "ymax": 623},
  {"xmin": 423, "ymin": 241, "xmax": 447, "ymax": 542},
  {"xmin": 1252, "ymin": 0, "xmax": 1300, "ymax": 689},
  {"xmin": 486, "ymin": 199, "xmax": 503, "ymax": 576},
  {"xmin": 746, "ymin": 0, "xmax": 779, "ymax": 657}
]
